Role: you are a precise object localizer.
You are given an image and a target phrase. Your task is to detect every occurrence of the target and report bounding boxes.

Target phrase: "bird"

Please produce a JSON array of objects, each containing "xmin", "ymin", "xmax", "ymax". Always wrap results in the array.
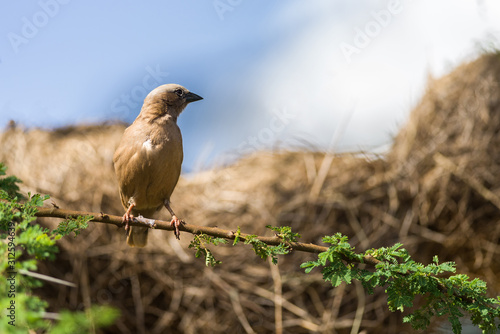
[{"xmin": 113, "ymin": 84, "xmax": 203, "ymax": 247}]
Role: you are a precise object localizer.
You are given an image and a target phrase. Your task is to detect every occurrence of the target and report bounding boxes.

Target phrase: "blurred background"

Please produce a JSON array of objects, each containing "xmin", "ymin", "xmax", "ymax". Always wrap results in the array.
[
  {"xmin": 2, "ymin": 2, "xmax": 500, "ymax": 333},
  {"xmin": 1, "ymin": 0, "xmax": 500, "ymax": 171}
]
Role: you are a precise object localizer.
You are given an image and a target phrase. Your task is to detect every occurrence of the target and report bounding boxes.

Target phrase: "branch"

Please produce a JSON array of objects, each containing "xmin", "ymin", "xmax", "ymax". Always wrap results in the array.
[
  {"xmin": 6, "ymin": 199, "xmax": 380, "ymax": 265},
  {"xmin": 36, "ymin": 207, "xmax": 485, "ymax": 306},
  {"xmin": 10, "ymin": 200, "xmax": 500, "ymax": 332},
  {"xmin": 34, "ymin": 206, "xmax": 334, "ymax": 254}
]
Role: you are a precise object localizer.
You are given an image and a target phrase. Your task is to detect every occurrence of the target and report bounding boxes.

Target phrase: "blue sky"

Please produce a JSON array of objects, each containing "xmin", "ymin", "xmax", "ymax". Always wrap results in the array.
[{"xmin": 1, "ymin": 1, "xmax": 500, "ymax": 171}]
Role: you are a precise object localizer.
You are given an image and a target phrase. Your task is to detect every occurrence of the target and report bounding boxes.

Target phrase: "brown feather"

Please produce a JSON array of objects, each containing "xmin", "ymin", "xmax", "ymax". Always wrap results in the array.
[{"xmin": 113, "ymin": 84, "xmax": 202, "ymax": 247}]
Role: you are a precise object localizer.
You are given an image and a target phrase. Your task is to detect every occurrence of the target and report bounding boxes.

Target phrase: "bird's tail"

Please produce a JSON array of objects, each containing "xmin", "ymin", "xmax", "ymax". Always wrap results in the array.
[{"xmin": 127, "ymin": 226, "xmax": 149, "ymax": 247}]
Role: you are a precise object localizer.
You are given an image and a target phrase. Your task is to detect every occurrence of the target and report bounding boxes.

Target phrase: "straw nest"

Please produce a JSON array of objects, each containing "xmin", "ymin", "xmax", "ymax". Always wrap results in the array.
[{"xmin": 1, "ymin": 52, "xmax": 500, "ymax": 333}]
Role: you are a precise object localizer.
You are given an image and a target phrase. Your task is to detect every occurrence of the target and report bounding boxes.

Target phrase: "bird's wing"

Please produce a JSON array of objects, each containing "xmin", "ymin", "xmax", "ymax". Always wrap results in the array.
[{"xmin": 113, "ymin": 123, "xmax": 150, "ymax": 209}]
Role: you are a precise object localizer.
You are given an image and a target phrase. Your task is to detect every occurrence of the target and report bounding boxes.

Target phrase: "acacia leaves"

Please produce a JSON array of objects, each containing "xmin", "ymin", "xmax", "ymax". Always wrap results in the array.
[{"xmin": 301, "ymin": 233, "xmax": 500, "ymax": 333}]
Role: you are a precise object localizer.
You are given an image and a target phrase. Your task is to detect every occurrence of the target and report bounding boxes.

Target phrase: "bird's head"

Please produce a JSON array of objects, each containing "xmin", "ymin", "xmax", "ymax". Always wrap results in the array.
[{"xmin": 141, "ymin": 84, "xmax": 203, "ymax": 120}]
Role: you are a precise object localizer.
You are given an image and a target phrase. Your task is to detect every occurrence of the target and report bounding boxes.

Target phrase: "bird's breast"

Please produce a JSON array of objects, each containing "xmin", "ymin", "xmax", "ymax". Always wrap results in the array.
[
  {"xmin": 142, "ymin": 138, "xmax": 154, "ymax": 152},
  {"xmin": 114, "ymin": 119, "xmax": 183, "ymax": 211}
]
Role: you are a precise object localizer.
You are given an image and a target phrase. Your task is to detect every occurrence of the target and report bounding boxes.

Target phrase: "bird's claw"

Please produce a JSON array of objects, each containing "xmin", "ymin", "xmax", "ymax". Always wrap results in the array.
[
  {"xmin": 170, "ymin": 215, "xmax": 183, "ymax": 240},
  {"xmin": 122, "ymin": 212, "xmax": 134, "ymax": 236}
]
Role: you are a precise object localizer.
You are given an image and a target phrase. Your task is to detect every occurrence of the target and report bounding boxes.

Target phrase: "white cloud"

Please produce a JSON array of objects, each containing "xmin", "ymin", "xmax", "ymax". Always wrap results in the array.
[{"xmin": 246, "ymin": 0, "xmax": 500, "ymax": 152}]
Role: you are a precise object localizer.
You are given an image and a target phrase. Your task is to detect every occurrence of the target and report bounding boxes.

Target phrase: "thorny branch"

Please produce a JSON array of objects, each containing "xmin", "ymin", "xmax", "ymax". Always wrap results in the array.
[
  {"xmin": 33, "ymin": 205, "xmax": 382, "ymax": 266},
  {"xmin": 15, "ymin": 203, "xmax": 490, "ymax": 309}
]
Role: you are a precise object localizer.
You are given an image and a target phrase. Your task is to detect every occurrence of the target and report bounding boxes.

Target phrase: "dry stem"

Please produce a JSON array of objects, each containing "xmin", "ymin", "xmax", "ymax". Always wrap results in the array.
[{"xmin": 33, "ymin": 205, "xmax": 382, "ymax": 266}]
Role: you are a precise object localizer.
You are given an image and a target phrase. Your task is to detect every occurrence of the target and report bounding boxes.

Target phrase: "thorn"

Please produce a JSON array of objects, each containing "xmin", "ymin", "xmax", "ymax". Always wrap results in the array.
[{"xmin": 51, "ymin": 201, "xmax": 59, "ymax": 209}]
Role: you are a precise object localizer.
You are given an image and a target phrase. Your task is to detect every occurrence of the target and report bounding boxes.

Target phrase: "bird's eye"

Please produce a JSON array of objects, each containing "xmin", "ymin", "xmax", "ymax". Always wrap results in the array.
[{"xmin": 174, "ymin": 89, "xmax": 184, "ymax": 97}]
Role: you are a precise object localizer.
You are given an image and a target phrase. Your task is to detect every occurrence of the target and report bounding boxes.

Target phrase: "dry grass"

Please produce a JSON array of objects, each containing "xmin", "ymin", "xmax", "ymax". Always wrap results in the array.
[{"xmin": 1, "ymin": 52, "xmax": 500, "ymax": 333}]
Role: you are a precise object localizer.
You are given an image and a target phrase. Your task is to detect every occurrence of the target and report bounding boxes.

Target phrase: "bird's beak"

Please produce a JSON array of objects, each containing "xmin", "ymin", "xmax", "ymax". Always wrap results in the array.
[{"xmin": 185, "ymin": 92, "xmax": 203, "ymax": 103}]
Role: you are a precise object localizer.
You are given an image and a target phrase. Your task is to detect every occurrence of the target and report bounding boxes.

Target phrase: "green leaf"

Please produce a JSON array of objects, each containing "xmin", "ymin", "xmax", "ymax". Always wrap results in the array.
[
  {"xmin": 189, "ymin": 233, "xmax": 224, "ymax": 266},
  {"xmin": 15, "ymin": 224, "xmax": 58, "ymax": 260},
  {"xmin": 48, "ymin": 305, "xmax": 120, "ymax": 334},
  {"xmin": 52, "ymin": 215, "xmax": 92, "ymax": 238},
  {"xmin": 300, "ymin": 261, "xmax": 318, "ymax": 274},
  {"xmin": 448, "ymin": 315, "xmax": 462, "ymax": 334},
  {"xmin": 387, "ymin": 284, "xmax": 414, "ymax": 312},
  {"xmin": 322, "ymin": 261, "xmax": 352, "ymax": 287},
  {"xmin": 0, "ymin": 163, "xmax": 23, "ymax": 199},
  {"xmin": 232, "ymin": 226, "xmax": 241, "ymax": 246},
  {"xmin": 266, "ymin": 225, "xmax": 301, "ymax": 242},
  {"xmin": 301, "ymin": 232, "xmax": 500, "ymax": 332},
  {"xmin": 244, "ymin": 234, "xmax": 291, "ymax": 264},
  {"xmin": 0, "ymin": 164, "xmax": 119, "ymax": 333}
]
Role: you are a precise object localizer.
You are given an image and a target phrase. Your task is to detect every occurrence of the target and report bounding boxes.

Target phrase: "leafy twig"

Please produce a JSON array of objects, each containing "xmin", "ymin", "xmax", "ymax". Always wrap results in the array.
[{"xmin": 28, "ymin": 205, "xmax": 331, "ymax": 255}]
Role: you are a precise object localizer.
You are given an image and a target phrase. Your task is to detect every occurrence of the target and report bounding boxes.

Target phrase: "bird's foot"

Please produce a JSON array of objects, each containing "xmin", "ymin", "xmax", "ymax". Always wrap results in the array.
[
  {"xmin": 122, "ymin": 212, "xmax": 134, "ymax": 236},
  {"xmin": 170, "ymin": 215, "xmax": 183, "ymax": 240},
  {"xmin": 123, "ymin": 202, "xmax": 136, "ymax": 236}
]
